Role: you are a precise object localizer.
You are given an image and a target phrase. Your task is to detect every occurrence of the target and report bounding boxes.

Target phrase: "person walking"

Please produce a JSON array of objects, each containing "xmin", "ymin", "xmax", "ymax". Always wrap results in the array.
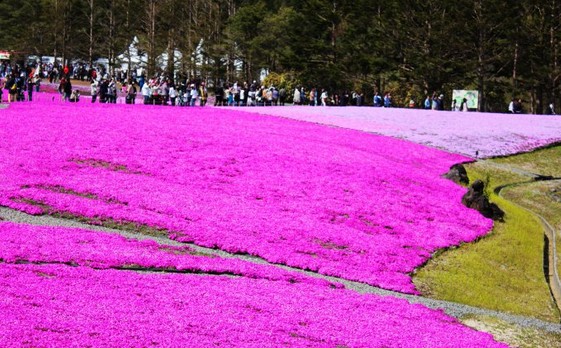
[{"xmin": 320, "ymin": 89, "xmax": 328, "ymax": 106}]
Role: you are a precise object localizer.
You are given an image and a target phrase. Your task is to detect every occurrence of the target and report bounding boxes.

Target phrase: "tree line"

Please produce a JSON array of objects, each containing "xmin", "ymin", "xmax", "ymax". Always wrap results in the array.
[{"xmin": 1, "ymin": 0, "xmax": 560, "ymax": 113}]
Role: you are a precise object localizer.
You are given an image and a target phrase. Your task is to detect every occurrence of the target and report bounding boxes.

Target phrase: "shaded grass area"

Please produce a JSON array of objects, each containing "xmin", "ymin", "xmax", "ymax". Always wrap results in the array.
[{"xmin": 413, "ymin": 146, "xmax": 561, "ymax": 324}]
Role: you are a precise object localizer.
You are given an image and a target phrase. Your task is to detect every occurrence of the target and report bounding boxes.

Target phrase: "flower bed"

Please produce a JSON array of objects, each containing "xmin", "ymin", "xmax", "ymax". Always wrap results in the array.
[
  {"xmin": 0, "ymin": 257, "xmax": 506, "ymax": 347},
  {"xmin": 237, "ymin": 106, "xmax": 561, "ymax": 158},
  {"xmin": 0, "ymin": 263, "xmax": 507, "ymax": 347},
  {"xmin": 0, "ymin": 101, "xmax": 492, "ymax": 293},
  {"xmin": 0, "ymin": 222, "xmax": 508, "ymax": 346},
  {"xmin": 0, "ymin": 221, "xmax": 333, "ymax": 286}
]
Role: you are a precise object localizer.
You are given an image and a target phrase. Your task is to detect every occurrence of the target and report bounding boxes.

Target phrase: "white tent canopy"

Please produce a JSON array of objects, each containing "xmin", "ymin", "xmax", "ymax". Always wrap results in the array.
[
  {"xmin": 116, "ymin": 36, "xmax": 148, "ymax": 71},
  {"xmin": 116, "ymin": 37, "xmax": 211, "ymax": 78}
]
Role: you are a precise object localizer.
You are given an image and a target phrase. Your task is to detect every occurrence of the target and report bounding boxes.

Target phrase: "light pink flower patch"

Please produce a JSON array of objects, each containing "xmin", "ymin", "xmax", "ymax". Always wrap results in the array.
[
  {"xmin": 238, "ymin": 106, "xmax": 561, "ymax": 158},
  {"xmin": 0, "ymin": 101, "xmax": 492, "ymax": 293}
]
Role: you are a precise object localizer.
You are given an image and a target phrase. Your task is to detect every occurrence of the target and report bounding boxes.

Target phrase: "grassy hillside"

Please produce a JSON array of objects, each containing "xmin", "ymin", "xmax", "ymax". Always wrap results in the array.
[{"xmin": 414, "ymin": 145, "xmax": 561, "ymax": 323}]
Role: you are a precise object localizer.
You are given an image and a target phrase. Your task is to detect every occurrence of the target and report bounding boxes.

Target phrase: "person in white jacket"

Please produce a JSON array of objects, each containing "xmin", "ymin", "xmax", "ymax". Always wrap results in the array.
[
  {"xmin": 190, "ymin": 84, "xmax": 199, "ymax": 106},
  {"xmin": 320, "ymin": 89, "xmax": 328, "ymax": 106},
  {"xmin": 90, "ymin": 79, "xmax": 98, "ymax": 103},
  {"xmin": 141, "ymin": 82, "xmax": 151, "ymax": 104},
  {"xmin": 169, "ymin": 86, "xmax": 177, "ymax": 106}
]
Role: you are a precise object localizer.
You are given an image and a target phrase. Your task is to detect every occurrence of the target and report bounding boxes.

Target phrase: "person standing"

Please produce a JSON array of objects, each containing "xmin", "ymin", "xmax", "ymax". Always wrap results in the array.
[
  {"xmin": 90, "ymin": 79, "xmax": 99, "ymax": 103},
  {"xmin": 141, "ymin": 80, "xmax": 151, "ymax": 104},
  {"xmin": 460, "ymin": 98, "xmax": 469, "ymax": 112},
  {"xmin": 279, "ymin": 87, "xmax": 286, "ymax": 106},
  {"xmin": 190, "ymin": 84, "xmax": 198, "ymax": 106},
  {"xmin": 127, "ymin": 81, "xmax": 137, "ymax": 104},
  {"xmin": 169, "ymin": 85, "xmax": 177, "ymax": 106},
  {"xmin": 309, "ymin": 88, "xmax": 316, "ymax": 106},
  {"xmin": 199, "ymin": 82, "xmax": 208, "ymax": 106},
  {"xmin": 107, "ymin": 78, "xmax": 117, "ymax": 103},
  {"xmin": 547, "ymin": 103, "xmax": 556, "ymax": 115},
  {"xmin": 98, "ymin": 78, "xmax": 108, "ymax": 103},
  {"xmin": 513, "ymin": 99, "xmax": 523, "ymax": 114},
  {"xmin": 384, "ymin": 92, "xmax": 392, "ymax": 107},
  {"xmin": 7, "ymin": 74, "xmax": 17, "ymax": 103},
  {"xmin": 293, "ymin": 87, "xmax": 301, "ymax": 105},
  {"xmin": 27, "ymin": 76, "xmax": 34, "ymax": 101},
  {"xmin": 214, "ymin": 85, "xmax": 224, "ymax": 106},
  {"xmin": 373, "ymin": 92, "xmax": 383, "ymax": 107},
  {"xmin": 424, "ymin": 95, "xmax": 431, "ymax": 109},
  {"xmin": 63, "ymin": 78, "xmax": 72, "ymax": 102},
  {"xmin": 320, "ymin": 89, "xmax": 328, "ymax": 106}
]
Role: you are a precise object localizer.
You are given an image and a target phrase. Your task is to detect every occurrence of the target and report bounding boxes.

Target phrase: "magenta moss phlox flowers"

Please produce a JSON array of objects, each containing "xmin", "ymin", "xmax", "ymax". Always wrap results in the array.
[{"xmin": 0, "ymin": 101, "xmax": 492, "ymax": 293}]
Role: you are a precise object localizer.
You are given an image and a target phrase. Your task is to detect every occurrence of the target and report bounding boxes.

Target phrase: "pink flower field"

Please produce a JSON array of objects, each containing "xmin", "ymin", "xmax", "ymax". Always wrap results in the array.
[
  {"xmin": 0, "ymin": 99, "xmax": 527, "ymax": 346},
  {"xmin": 239, "ymin": 106, "xmax": 561, "ymax": 158},
  {"xmin": 0, "ymin": 222, "xmax": 507, "ymax": 347},
  {"xmin": 0, "ymin": 100, "xmax": 492, "ymax": 293}
]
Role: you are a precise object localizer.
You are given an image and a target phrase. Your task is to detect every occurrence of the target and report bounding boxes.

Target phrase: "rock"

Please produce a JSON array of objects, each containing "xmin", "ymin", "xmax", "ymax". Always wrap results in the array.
[
  {"xmin": 462, "ymin": 180, "xmax": 505, "ymax": 221},
  {"xmin": 444, "ymin": 164, "xmax": 469, "ymax": 185}
]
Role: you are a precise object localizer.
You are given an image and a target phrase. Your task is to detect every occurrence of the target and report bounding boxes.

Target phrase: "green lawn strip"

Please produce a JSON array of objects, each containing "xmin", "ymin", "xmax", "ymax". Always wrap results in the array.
[
  {"xmin": 490, "ymin": 144, "xmax": 561, "ymax": 305},
  {"xmin": 460, "ymin": 314, "xmax": 561, "ymax": 348},
  {"xmin": 501, "ymin": 181, "xmax": 561, "ymax": 290},
  {"xmin": 492, "ymin": 145, "xmax": 561, "ymax": 178},
  {"xmin": 413, "ymin": 164, "xmax": 560, "ymax": 323}
]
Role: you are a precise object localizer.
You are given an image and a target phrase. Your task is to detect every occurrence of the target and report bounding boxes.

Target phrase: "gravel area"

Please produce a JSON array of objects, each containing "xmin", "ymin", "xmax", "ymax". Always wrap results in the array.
[{"xmin": 2, "ymin": 206, "xmax": 560, "ymax": 334}]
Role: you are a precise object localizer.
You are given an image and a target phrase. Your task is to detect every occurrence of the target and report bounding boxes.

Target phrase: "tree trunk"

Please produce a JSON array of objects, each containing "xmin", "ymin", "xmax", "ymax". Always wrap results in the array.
[
  {"xmin": 147, "ymin": 0, "xmax": 157, "ymax": 77},
  {"xmin": 512, "ymin": 41, "xmax": 518, "ymax": 95},
  {"xmin": 550, "ymin": 0, "xmax": 559, "ymax": 110},
  {"xmin": 104, "ymin": 0, "xmax": 116, "ymax": 78},
  {"xmin": 166, "ymin": 28, "xmax": 175, "ymax": 79},
  {"xmin": 88, "ymin": 0, "xmax": 94, "ymax": 69}
]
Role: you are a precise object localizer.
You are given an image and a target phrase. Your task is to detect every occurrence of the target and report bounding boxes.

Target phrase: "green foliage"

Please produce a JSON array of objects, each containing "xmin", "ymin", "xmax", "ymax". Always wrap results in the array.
[{"xmin": 261, "ymin": 71, "xmax": 301, "ymax": 92}]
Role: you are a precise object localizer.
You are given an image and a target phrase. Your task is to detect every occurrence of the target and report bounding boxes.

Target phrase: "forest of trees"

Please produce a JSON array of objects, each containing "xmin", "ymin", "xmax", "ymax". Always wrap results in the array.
[{"xmin": 1, "ymin": 0, "xmax": 561, "ymax": 113}]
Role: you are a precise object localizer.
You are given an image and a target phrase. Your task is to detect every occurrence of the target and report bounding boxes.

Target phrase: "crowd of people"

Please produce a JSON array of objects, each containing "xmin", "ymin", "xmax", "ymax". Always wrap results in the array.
[
  {"xmin": 2, "ymin": 61, "xmax": 556, "ymax": 114},
  {"xmin": 0, "ymin": 70, "xmax": 40, "ymax": 103}
]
